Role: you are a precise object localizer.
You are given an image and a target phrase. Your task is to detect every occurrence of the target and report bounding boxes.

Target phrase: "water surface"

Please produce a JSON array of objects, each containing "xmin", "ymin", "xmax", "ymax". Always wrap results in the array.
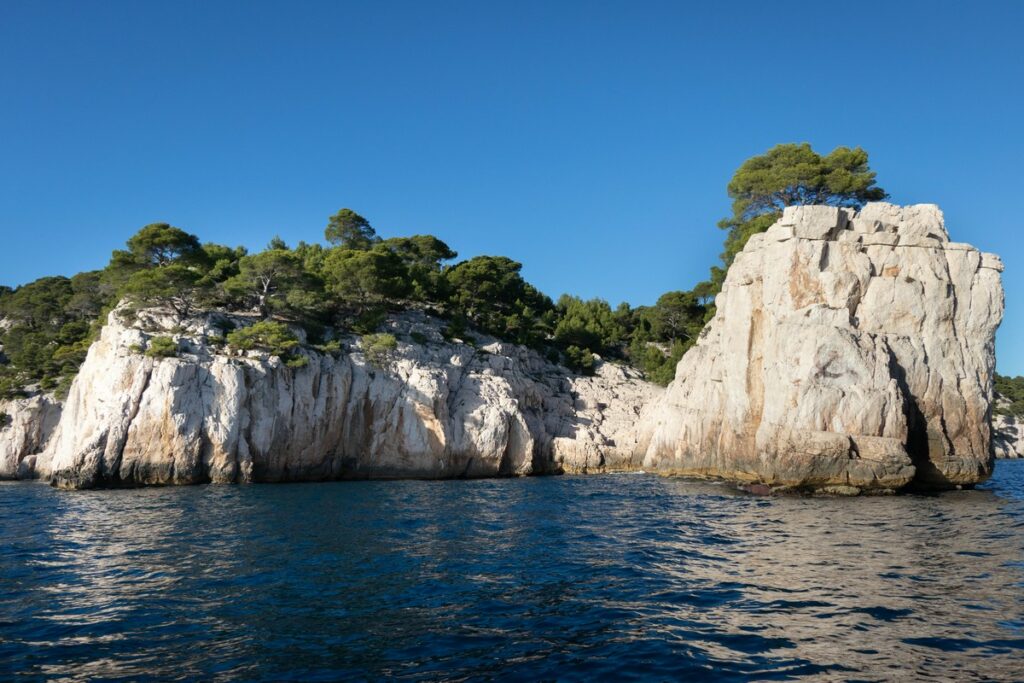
[{"xmin": 2, "ymin": 462, "xmax": 1023, "ymax": 681}]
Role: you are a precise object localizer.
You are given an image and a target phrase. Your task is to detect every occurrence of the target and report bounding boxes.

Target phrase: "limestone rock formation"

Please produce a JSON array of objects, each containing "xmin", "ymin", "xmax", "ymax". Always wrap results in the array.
[
  {"xmin": 992, "ymin": 403, "xmax": 1023, "ymax": 459},
  {"xmin": 2, "ymin": 200, "xmax": 1007, "ymax": 493},
  {"xmin": 637, "ymin": 203, "xmax": 1004, "ymax": 492},
  {"xmin": 0, "ymin": 394, "xmax": 61, "ymax": 479},
  {"xmin": 43, "ymin": 310, "xmax": 657, "ymax": 488}
]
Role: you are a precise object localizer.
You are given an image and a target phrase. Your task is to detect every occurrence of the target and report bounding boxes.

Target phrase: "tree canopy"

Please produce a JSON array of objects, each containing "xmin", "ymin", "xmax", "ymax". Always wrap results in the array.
[
  {"xmin": 114, "ymin": 223, "xmax": 203, "ymax": 269},
  {"xmin": 324, "ymin": 209, "xmax": 378, "ymax": 249},
  {"xmin": 701, "ymin": 143, "xmax": 887, "ymax": 295},
  {"xmin": 995, "ymin": 374, "xmax": 1024, "ymax": 417},
  {"xmin": 445, "ymin": 256, "xmax": 555, "ymax": 347}
]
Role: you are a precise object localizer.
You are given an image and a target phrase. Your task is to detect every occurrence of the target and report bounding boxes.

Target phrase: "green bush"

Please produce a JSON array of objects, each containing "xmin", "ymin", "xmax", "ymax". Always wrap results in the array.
[
  {"xmin": 226, "ymin": 321, "xmax": 300, "ymax": 357},
  {"xmin": 285, "ymin": 355, "xmax": 310, "ymax": 369},
  {"xmin": 145, "ymin": 336, "xmax": 179, "ymax": 358},
  {"xmin": 629, "ymin": 337, "xmax": 687, "ymax": 386},
  {"xmin": 410, "ymin": 331, "xmax": 428, "ymax": 345},
  {"xmin": 54, "ymin": 374, "xmax": 76, "ymax": 400},
  {"xmin": 563, "ymin": 345, "xmax": 596, "ymax": 375},
  {"xmin": 995, "ymin": 374, "xmax": 1024, "ymax": 417},
  {"xmin": 351, "ymin": 307, "xmax": 387, "ymax": 335},
  {"xmin": 362, "ymin": 333, "xmax": 397, "ymax": 368},
  {"xmin": 313, "ymin": 339, "xmax": 342, "ymax": 355}
]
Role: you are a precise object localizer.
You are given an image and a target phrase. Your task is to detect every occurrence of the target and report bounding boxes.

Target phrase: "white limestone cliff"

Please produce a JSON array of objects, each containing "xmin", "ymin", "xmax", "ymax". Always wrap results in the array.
[
  {"xmin": 992, "ymin": 402, "xmax": 1023, "ymax": 459},
  {"xmin": 636, "ymin": 203, "xmax": 1005, "ymax": 492},
  {"xmin": 0, "ymin": 394, "xmax": 61, "ymax": 479},
  {"xmin": 41, "ymin": 310, "xmax": 657, "ymax": 488},
  {"xmin": 1, "ymin": 201, "xmax": 1008, "ymax": 493}
]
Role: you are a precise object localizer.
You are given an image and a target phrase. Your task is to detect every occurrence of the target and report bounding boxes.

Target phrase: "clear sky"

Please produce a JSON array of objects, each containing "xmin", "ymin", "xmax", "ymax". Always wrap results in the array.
[{"xmin": 1, "ymin": 1, "xmax": 1021, "ymax": 374}]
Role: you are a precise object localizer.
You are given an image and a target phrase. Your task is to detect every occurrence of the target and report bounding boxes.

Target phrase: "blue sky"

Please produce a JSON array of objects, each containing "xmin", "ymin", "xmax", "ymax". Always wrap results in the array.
[{"xmin": 1, "ymin": 1, "xmax": 1021, "ymax": 374}]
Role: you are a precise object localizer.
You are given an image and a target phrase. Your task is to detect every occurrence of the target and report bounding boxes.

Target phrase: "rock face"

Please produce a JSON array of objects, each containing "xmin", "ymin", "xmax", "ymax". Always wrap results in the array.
[
  {"xmin": 637, "ymin": 203, "xmax": 1004, "ymax": 492},
  {"xmin": 0, "ymin": 395, "xmax": 62, "ymax": 479},
  {"xmin": 1, "ymin": 201, "xmax": 1007, "ymax": 493},
  {"xmin": 992, "ymin": 403, "xmax": 1023, "ymax": 459},
  {"xmin": 45, "ymin": 310, "xmax": 658, "ymax": 488}
]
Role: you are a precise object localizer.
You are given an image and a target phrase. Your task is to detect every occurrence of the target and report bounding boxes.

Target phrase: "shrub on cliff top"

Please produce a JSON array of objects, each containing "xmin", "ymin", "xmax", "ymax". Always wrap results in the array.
[
  {"xmin": 563, "ymin": 345, "xmax": 596, "ymax": 375},
  {"xmin": 144, "ymin": 336, "xmax": 179, "ymax": 358},
  {"xmin": 226, "ymin": 321, "xmax": 300, "ymax": 357},
  {"xmin": 361, "ymin": 333, "xmax": 397, "ymax": 368}
]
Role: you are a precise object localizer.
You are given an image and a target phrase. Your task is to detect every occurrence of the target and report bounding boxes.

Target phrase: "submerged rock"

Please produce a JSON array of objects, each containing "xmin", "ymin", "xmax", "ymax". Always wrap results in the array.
[
  {"xmin": 44, "ymin": 310, "xmax": 658, "ymax": 488},
  {"xmin": 636, "ymin": 203, "xmax": 1004, "ymax": 491}
]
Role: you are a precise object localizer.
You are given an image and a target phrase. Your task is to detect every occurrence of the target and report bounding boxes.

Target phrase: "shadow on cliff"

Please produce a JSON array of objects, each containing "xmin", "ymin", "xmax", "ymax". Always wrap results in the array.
[{"xmin": 888, "ymin": 356, "xmax": 959, "ymax": 492}]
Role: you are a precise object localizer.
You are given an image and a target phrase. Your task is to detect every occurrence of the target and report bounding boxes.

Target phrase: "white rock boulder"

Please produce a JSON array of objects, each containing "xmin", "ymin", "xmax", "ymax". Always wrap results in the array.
[{"xmin": 636, "ymin": 203, "xmax": 1004, "ymax": 492}]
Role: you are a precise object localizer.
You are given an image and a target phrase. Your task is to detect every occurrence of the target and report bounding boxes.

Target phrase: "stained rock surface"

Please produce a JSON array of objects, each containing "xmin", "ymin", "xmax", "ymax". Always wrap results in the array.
[
  {"xmin": 636, "ymin": 203, "xmax": 1005, "ymax": 491},
  {"xmin": 41, "ymin": 310, "xmax": 657, "ymax": 488}
]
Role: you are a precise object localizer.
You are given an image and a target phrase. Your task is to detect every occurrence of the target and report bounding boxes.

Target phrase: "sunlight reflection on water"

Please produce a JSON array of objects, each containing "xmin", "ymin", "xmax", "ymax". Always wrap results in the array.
[{"xmin": 2, "ymin": 461, "xmax": 1023, "ymax": 681}]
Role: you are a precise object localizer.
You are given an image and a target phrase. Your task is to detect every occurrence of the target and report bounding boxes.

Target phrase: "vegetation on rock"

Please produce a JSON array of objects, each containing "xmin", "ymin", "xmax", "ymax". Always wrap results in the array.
[
  {"xmin": 0, "ymin": 144, "xmax": 900, "ymax": 395},
  {"xmin": 144, "ymin": 336, "xmax": 179, "ymax": 358},
  {"xmin": 361, "ymin": 333, "xmax": 398, "ymax": 368},
  {"xmin": 995, "ymin": 374, "xmax": 1024, "ymax": 417},
  {"xmin": 694, "ymin": 143, "xmax": 887, "ymax": 304},
  {"xmin": 226, "ymin": 321, "xmax": 300, "ymax": 357}
]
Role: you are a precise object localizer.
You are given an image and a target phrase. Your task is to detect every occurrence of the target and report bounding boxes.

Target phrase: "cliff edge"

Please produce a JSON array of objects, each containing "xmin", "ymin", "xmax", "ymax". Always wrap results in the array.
[
  {"xmin": 40, "ymin": 310, "xmax": 657, "ymax": 488},
  {"xmin": 636, "ymin": 203, "xmax": 1004, "ymax": 491}
]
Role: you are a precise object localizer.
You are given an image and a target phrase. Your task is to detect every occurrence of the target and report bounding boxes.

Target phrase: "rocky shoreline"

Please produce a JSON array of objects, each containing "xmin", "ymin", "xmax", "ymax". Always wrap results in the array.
[{"xmin": 0, "ymin": 203, "xmax": 1009, "ymax": 493}]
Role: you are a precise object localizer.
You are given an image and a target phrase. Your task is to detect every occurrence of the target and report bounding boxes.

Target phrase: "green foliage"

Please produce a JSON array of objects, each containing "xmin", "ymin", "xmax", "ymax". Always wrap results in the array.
[
  {"xmin": 995, "ymin": 374, "xmax": 1024, "ymax": 417},
  {"xmin": 112, "ymin": 223, "xmax": 203, "ymax": 270},
  {"xmin": 553, "ymin": 296, "xmax": 627, "ymax": 358},
  {"xmin": 444, "ymin": 256, "xmax": 555, "ymax": 347},
  {"xmin": 285, "ymin": 355, "xmax": 310, "ymax": 369},
  {"xmin": 563, "ymin": 345, "xmax": 596, "ymax": 375},
  {"xmin": 0, "ymin": 273, "xmax": 106, "ymax": 397},
  {"xmin": 381, "ymin": 235, "xmax": 457, "ymax": 301},
  {"xmin": 226, "ymin": 321, "xmax": 300, "ymax": 357},
  {"xmin": 122, "ymin": 264, "xmax": 203, "ymax": 320},
  {"xmin": 628, "ymin": 338, "xmax": 687, "ymax": 386},
  {"xmin": 696, "ymin": 143, "xmax": 887, "ymax": 298},
  {"xmin": 197, "ymin": 243, "xmax": 246, "ymax": 285},
  {"xmin": 222, "ymin": 248, "xmax": 320, "ymax": 318},
  {"xmin": 53, "ymin": 373, "xmax": 76, "ymax": 400},
  {"xmin": 67, "ymin": 271, "xmax": 110, "ymax": 320},
  {"xmin": 314, "ymin": 339, "xmax": 343, "ymax": 355},
  {"xmin": 0, "ymin": 411, "xmax": 10, "ymax": 429},
  {"xmin": 645, "ymin": 291, "xmax": 706, "ymax": 344},
  {"xmin": 409, "ymin": 331, "xmax": 428, "ymax": 345},
  {"xmin": 361, "ymin": 332, "xmax": 397, "ymax": 368},
  {"xmin": 0, "ymin": 276, "xmax": 74, "ymax": 330},
  {"xmin": 324, "ymin": 208, "xmax": 379, "ymax": 249},
  {"xmin": 145, "ymin": 336, "xmax": 179, "ymax": 358},
  {"xmin": 323, "ymin": 246, "xmax": 409, "ymax": 309},
  {"xmin": 349, "ymin": 306, "xmax": 387, "ymax": 335}
]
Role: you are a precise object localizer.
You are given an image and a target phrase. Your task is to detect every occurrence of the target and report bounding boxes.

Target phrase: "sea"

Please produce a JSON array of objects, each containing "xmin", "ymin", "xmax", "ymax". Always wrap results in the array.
[{"xmin": 2, "ymin": 461, "xmax": 1023, "ymax": 681}]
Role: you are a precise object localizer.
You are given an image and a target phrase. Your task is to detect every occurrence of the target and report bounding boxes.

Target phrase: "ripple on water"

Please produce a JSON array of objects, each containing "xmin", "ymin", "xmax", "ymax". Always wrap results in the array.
[{"xmin": 1, "ymin": 461, "xmax": 1023, "ymax": 681}]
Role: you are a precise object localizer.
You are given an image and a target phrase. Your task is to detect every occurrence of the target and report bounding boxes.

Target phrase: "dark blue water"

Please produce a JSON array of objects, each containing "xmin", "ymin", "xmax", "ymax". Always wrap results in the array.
[{"xmin": 2, "ymin": 462, "xmax": 1023, "ymax": 681}]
